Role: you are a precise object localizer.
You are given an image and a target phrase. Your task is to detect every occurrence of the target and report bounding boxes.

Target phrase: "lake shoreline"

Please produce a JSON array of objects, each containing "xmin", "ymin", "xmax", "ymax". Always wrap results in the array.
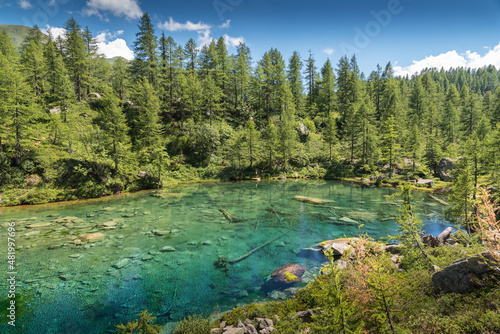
[{"xmin": 0, "ymin": 175, "xmax": 451, "ymax": 209}]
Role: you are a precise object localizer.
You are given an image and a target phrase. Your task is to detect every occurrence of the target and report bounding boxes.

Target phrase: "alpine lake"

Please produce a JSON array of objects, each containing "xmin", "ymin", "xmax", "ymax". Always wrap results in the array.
[{"xmin": 0, "ymin": 180, "xmax": 450, "ymax": 333}]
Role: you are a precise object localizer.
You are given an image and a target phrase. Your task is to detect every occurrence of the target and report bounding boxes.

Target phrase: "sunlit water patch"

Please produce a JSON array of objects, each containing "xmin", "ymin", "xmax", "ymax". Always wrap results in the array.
[{"xmin": 0, "ymin": 180, "xmax": 450, "ymax": 333}]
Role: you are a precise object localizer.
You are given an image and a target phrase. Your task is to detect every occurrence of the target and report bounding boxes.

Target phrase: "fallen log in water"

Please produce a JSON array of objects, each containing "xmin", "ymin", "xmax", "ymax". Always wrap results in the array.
[
  {"xmin": 219, "ymin": 207, "xmax": 243, "ymax": 223},
  {"xmin": 428, "ymin": 194, "xmax": 449, "ymax": 206},
  {"xmin": 292, "ymin": 196, "xmax": 334, "ymax": 205},
  {"xmin": 228, "ymin": 232, "xmax": 289, "ymax": 265}
]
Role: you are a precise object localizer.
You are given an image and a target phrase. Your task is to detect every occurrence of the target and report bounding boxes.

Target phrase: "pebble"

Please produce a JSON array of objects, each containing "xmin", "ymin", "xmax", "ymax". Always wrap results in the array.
[{"xmin": 160, "ymin": 246, "xmax": 176, "ymax": 252}]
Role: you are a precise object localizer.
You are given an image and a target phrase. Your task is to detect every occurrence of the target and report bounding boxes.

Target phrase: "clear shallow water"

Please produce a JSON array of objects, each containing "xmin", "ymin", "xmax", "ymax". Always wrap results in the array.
[{"xmin": 0, "ymin": 180, "xmax": 449, "ymax": 333}]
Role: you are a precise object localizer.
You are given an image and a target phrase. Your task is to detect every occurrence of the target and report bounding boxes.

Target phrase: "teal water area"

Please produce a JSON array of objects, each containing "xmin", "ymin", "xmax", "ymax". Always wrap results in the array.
[{"xmin": 0, "ymin": 180, "xmax": 449, "ymax": 333}]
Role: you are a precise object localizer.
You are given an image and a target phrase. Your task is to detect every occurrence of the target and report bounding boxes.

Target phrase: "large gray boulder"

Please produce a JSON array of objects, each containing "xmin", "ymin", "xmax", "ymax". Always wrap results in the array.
[
  {"xmin": 437, "ymin": 158, "xmax": 457, "ymax": 182},
  {"xmin": 432, "ymin": 251, "xmax": 500, "ymax": 294}
]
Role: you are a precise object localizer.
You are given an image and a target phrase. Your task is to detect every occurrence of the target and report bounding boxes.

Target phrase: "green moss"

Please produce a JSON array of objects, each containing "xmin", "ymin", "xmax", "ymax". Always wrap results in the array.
[{"xmin": 284, "ymin": 271, "xmax": 298, "ymax": 282}]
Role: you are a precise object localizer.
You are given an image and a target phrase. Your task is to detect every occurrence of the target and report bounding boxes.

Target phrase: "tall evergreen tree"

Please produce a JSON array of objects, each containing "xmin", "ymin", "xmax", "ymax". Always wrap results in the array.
[
  {"xmin": 288, "ymin": 51, "xmax": 303, "ymax": 111},
  {"xmin": 318, "ymin": 59, "xmax": 336, "ymax": 117},
  {"xmin": 64, "ymin": 17, "xmax": 87, "ymax": 101},
  {"xmin": 131, "ymin": 13, "xmax": 158, "ymax": 85}
]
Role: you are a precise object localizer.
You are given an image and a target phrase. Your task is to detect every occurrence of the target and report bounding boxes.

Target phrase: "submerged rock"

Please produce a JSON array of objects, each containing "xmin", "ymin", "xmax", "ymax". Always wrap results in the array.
[
  {"xmin": 154, "ymin": 230, "xmax": 170, "ymax": 236},
  {"xmin": 26, "ymin": 222, "xmax": 53, "ymax": 229},
  {"xmin": 159, "ymin": 246, "xmax": 176, "ymax": 252},
  {"xmin": 52, "ymin": 216, "xmax": 84, "ymax": 224},
  {"xmin": 74, "ymin": 232, "xmax": 105, "ymax": 244},
  {"xmin": 262, "ymin": 263, "xmax": 306, "ymax": 292},
  {"xmin": 113, "ymin": 258, "xmax": 129, "ymax": 269}
]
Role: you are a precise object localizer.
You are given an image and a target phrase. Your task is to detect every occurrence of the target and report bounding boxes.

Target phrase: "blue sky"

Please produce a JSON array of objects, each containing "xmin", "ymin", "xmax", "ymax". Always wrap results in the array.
[{"xmin": 1, "ymin": 0, "xmax": 500, "ymax": 76}]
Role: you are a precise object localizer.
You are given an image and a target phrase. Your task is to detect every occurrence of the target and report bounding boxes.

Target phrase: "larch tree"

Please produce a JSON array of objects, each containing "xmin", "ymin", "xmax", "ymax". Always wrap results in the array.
[
  {"xmin": 323, "ymin": 110, "xmax": 338, "ymax": 162},
  {"xmin": 131, "ymin": 13, "xmax": 158, "ymax": 86},
  {"xmin": 64, "ymin": 17, "xmax": 87, "ymax": 101},
  {"xmin": 287, "ymin": 51, "xmax": 304, "ymax": 112},
  {"xmin": 244, "ymin": 117, "xmax": 260, "ymax": 167}
]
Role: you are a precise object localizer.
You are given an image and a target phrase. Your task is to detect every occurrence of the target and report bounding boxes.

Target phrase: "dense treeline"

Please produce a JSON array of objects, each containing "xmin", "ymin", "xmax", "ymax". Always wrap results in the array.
[{"xmin": 1, "ymin": 13, "xmax": 500, "ymax": 207}]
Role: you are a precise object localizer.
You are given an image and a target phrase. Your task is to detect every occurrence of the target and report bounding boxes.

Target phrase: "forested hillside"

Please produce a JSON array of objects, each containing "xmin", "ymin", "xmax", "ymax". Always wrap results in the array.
[{"xmin": 1, "ymin": 14, "xmax": 500, "ymax": 206}]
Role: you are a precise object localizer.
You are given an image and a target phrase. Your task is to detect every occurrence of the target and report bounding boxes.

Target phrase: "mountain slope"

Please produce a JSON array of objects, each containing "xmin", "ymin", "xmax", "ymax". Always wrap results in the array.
[{"xmin": 0, "ymin": 24, "xmax": 31, "ymax": 47}]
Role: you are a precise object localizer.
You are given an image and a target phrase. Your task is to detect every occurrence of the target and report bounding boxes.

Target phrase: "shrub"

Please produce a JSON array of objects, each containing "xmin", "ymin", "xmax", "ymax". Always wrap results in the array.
[{"xmin": 172, "ymin": 314, "xmax": 211, "ymax": 334}]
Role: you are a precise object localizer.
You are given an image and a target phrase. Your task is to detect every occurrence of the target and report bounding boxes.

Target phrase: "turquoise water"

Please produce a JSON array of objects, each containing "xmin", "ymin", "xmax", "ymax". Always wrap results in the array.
[{"xmin": 0, "ymin": 180, "xmax": 449, "ymax": 333}]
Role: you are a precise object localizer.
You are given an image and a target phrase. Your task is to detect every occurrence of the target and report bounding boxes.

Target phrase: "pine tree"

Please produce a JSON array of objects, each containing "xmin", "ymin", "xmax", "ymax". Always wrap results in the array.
[
  {"xmin": 380, "ymin": 115, "xmax": 399, "ymax": 178},
  {"xmin": 445, "ymin": 140, "xmax": 475, "ymax": 233},
  {"xmin": 159, "ymin": 33, "xmax": 178, "ymax": 109},
  {"xmin": 357, "ymin": 96, "xmax": 378, "ymax": 166},
  {"xmin": 408, "ymin": 77, "xmax": 425, "ymax": 122},
  {"xmin": 215, "ymin": 37, "xmax": 231, "ymax": 114},
  {"xmin": 203, "ymin": 75, "xmax": 223, "ymax": 126},
  {"xmin": 263, "ymin": 119, "xmax": 278, "ymax": 168},
  {"xmin": 131, "ymin": 13, "xmax": 158, "ymax": 86},
  {"xmin": 64, "ymin": 17, "xmax": 87, "ymax": 101},
  {"xmin": 323, "ymin": 110, "xmax": 338, "ymax": 162},
  {"xmin": 184, "ymin": 38, "xmax": 197, "ymax": 73},
  {"xmin": 234, "ymin": 43, "xmax": 251, "ymax": 112},
  {"xmin": 94, "ymin": 88, "xmax": 130, "ymax": 171},
  {"xmin": 21, "ymin": 38, "xmax": 45, "ymax": 97},
  {"xmin": 318, "ymin": 59, "xmax": 336, "ymax": 117},
  {"xmin": 287, "ymin": 51, "xmax": 303, "ymax": 112},
  {"xmin": 244, "ymin": 117, "xmax": 260, "ymax": 167},
  {"xmin": 279, "ymin": 84, "xmax": 296, "ymax": 168},
  {"xmin": 112, "ymin": 57, "xmax": 129, "ymax": 100},
  {"xmin": 406, "ymin": 122, "xmax": 423, "ymax": 173},
  {"xmin": 82, "ymin": 26, "xmax": 99, "ymax": 95},
  {"xmin": 129, "ymin": 78, "xmax": 162, "ymax": 149},
  {"xmin": 460, "ymin": 89, "xmax": 480, "ymax": 138},
  {"xmin": 305, "ymin": 50, "xmax": 317, "ymax": 108},
  {"xmin": 0, "ymin": 31, "xmax": 19, "ymax": 62},
  {"xmin": 0, "ymin": 52, "xmax": 35, "ymax": 166}
]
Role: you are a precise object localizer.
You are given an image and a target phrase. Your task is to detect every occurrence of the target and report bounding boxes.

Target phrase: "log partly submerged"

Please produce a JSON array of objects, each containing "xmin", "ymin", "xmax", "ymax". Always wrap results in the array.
[
  {"xmin": 428, "ymin": 194, "xmax": 449, "ymax": 206},
  {"xmin": 219, "ymin": 207, "xmax": 243, "ymax": 223},
  {"xmin": 228, "ymin": 232, "xmax": 289, "ymax": 264},
  {"xmin": 292, "ymin": 196, "xmax": 334, "ymax": 205}
]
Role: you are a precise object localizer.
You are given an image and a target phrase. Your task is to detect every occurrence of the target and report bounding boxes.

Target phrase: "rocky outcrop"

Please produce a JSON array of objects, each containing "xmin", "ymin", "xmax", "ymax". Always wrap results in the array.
[
  {"xmin": 417, "ymin": 179, "xmax": 434, "ymax": 188},
  {"xmin": 262, "ymin": 264, "xmax": 306, "ymax": 292},
  {"xmin": 320, "ymin": 238, "xmax": 357, "ymax": 256},
  {"xmin": 436, "ymin": 158, "xmax": 457, "ymax": 182},
  {"xmin": 432, "ymin": 251, "xmax": 500, "ymax": 293},
  {"xmin": 214, "ymin": 317, "xmax": 275, "ymax": 334}
]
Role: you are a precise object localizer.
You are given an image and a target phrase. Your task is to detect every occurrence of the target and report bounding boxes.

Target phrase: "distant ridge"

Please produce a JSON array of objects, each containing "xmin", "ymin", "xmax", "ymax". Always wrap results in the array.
[
  {"xmin": 0, "ymin": 24, "xmax": 31, "ymax": 47},
  {"xmin": 0, "ymin": 24, "xmax": 127, "ymax": 63}
]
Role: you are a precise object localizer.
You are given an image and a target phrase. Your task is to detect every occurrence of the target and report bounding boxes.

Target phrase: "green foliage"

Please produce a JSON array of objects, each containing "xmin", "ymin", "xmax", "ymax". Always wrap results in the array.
[
  {"xmin": 116, "ymin": 310, "xmax": 164, "ymax": 334},
  {"xmin": 172, "ymin": 314, "xmax": 211, "ymax": 334}
]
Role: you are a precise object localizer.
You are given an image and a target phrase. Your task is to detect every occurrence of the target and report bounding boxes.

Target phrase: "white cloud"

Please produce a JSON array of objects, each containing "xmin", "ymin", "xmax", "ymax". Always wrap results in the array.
[
  {"xmin": 82, "ymin": 0, "xmax": 142, "ymax": 20},
  {"xmin": 159, "ymin": 17, "xmax": 244, "ymax": 49},
  {"xmin": 41, "ymin": 26, "xmax": 133, "ymax": 60},
  {"xmin": 223, "ymin": 34, "xmax": 244, "ymax": 47},
  {"xmin": 95, "ymin": 31, "xmax": 134, "ymax": 60},
  {"xmin": 394, "ymin": 42, "xmax": 500, "ymax": 76},
  {"xmin": 98, "ymin": 38, "xmax": 134, "ymax": 60},
  {"xmin": 159, "ymin": 17, "xmax": 211, "ymax": 32},
  {"xmin": 323, "ymin": 48, "xmax": 335, "ymax": 55},
  {"xmin": 159, "ymin": 17, "xmax": 214, "ymax": 47},
  {"xmin": 42, "ymin": 25, "xmax": 66, "ymax": 40},
  {"xmin": 18, "ymin": 0, "xmax": 33, "ymax": 9},
  {"xmin": 219, "ymin": 19, "xmax": 231, "ymax": 29}
]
